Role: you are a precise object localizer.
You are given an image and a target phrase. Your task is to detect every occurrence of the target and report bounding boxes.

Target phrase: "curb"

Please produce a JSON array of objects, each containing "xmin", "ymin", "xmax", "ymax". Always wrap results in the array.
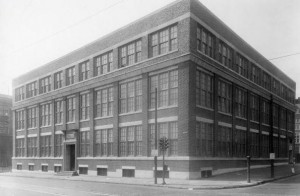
[{"xmin": 0, "ymin": 172, "xmax": 299, "ymax": 190}]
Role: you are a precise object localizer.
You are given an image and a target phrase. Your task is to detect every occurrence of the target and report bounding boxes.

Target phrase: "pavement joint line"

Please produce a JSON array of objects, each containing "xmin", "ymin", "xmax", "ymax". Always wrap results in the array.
[{"xmin": 0, "ymin": 172, "xmax": 299, "ymax": 190}]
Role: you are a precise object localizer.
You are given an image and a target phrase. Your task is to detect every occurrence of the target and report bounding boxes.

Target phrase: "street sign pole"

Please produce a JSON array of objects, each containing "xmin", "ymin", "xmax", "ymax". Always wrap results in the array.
[
  {"xmin": 162, "ymin": 147, "xmax": 166, "ymax": 185},
  {"xmin": 154, "ymin": 88, "xmax": 158, "ymax": 184}
]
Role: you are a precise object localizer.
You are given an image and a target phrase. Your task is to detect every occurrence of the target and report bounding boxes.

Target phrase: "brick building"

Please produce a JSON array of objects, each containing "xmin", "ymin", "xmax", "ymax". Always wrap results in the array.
[
  {"xmin": 0, "ymin": 94, "xmax": 12, "ymax": 167},
  {"xmin": 12, "ymin": 0, "xmax": 295, "ymax": 179},
  {"xmin": 295, "ymin": 98, "xmax": 300, "ymax": 162}
]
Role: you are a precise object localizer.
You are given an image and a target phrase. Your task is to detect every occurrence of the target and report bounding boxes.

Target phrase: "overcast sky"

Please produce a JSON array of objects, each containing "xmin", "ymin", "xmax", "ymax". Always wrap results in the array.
[{"xmin": 0, "ymin": 0, "xmax": 299, "ymax": 97}]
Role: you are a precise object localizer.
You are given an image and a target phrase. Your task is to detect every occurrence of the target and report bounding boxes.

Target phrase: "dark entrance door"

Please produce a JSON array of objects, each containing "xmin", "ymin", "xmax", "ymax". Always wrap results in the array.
[{"xmin": 66, "ymin": 144, "xmax": 75, "ymax": 171}]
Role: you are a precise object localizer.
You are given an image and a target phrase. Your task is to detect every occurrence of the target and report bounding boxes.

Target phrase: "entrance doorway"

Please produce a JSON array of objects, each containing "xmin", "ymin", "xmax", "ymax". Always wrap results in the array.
[{"xmin": 66, "ymin": 144, "xmax": 75, "ymax": 171}]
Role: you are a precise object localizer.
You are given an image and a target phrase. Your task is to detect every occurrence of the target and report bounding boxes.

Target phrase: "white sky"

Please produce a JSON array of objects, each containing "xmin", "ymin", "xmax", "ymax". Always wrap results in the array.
[{"xmin": 0, "ymin": 0, "xmax": 300, "ymax": 97}]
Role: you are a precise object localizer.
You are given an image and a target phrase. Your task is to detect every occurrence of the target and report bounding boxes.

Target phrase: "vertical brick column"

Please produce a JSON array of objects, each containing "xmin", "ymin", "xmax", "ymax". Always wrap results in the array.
[
  {"xmin": 141, "ymin": 73, "xmax": 148, "ymax": 156},
  {"xmin": 113, "ymin": 48, "xmax": 119, "ymax": 70},
  {"xmin": 89, "ymin": 58, "xmax": 94, "ymax": 78},
  {"xmin": 112, "ymin": 81, "xmax": 119, "ymax": 156},
  {"xmin": 51, "ymin": 100, "xmax": 55, "ymax": 157},
  {"xmin": 24, "ymin": 108, "xmax": 28, "ymax": 157},
  {"xmin": 89, "ymin": 89, "xmax": 94, "ymax": 156},
  {"xmin": 36, "ymin": 104, "xmax": 40, "ymax": 157},
  {"xmin": 177, "ymin": 62, "xmax": 190, "ymax": 156},
  {"xmin": 141, "ymin": 36, "xmax": 148, "ymax": 60},
  {"xmin": 12, "ymin": 111, "xmax": 16, "ymax": 157},
  {"xmin": 75, "ymin": 93, "xmax": 80, "ymax": 130},
  {"xmin": 213, "ymin": 74, "xmax": 219, "ymax": 157},
  {"xmin": 75, "ymin": 64, "xmax": 80, "ymax": 83},
  {"xmin": 231, "ymin": 84, "xmax": 235, "ymax": 157},
  {"xmin": 246, "ymin": 90, "xmax": 250, "ymax": 156},
  {"xmin": 258, "ymin": 96, "xmax": 262, "ymax": 158},
  {"xmin": 188, "ymin": 63, "xmax": 197, "ymax": 156}
]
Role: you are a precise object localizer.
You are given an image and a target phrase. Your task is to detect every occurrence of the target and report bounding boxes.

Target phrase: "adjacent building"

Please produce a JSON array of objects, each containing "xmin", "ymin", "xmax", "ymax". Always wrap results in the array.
[
  {"xmin": 12, "ymin": 0, "xmax": 295, "ymax": 179},
  {"xmin": 0, "ymin": 94, "xmax": 12, "ymax": 167}
]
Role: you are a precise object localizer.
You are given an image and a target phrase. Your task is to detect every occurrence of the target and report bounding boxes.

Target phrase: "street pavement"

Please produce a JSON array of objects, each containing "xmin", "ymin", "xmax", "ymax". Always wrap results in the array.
[{"xmin": 0, "ymin": 163, "xmax": 299, "ymax": 196}]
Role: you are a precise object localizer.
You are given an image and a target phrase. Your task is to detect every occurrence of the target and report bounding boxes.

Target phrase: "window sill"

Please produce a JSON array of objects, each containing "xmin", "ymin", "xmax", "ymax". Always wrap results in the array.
[
  {"xmin": 27, "ymin": 127, "xmax": 37, "ymax": 130},
  {"xmin": 196, "ymin": 105, "xmax": 214, "ymax": 111},
  {"xmin": 250, "ymin": 120, "xmax": 259, "ymax": 124},
  {"xmin": 80, "ymin": 119, "xmax": 90, "ymax": 122},
  {"xmin": 218, "ymin": 111, "xmax": 232, "ymax": 117},
  {"xmin": 66, "ymin": 122, "xmax": 75, "ymax": 124},
  {"xmin": 40, "ymin": 125, "xmax": 51, "ymax": 128},
  {"xmin": 119, "ymin": 111, "xmax": 142, "ymax": 116},
  {"xmin": 235, "ymin": 116, "xmax": 247, "ymax": 121},
  {"xmin": 55, "ymin": 123, "xmax": 63, "ymax": 126},
  {"xmin": 262, "ymin": 123, "xmax": 270, "ymax": 127},
  {"xmin": 16, "ymin": 129, "xmax": 25, "ymax": 132},
  {"xmin": 148, "ymin": 105, "xmax": 178, "ymax": 111},
  {"xmin": 94, "ymin": 116, "xmax": 113, "ymax": 120}
]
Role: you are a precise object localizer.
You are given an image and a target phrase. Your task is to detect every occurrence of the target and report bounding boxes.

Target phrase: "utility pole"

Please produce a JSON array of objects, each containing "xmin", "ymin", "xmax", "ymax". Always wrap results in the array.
[{"xmin": 154, "ymin": 88, "xmax": 158, "ymax": 184}]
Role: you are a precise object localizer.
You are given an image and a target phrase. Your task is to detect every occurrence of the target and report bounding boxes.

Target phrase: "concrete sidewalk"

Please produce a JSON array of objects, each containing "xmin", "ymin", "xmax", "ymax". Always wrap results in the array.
[{"xmin": 1, "ymin": 163, "xmax": 299, "ymax": 190}]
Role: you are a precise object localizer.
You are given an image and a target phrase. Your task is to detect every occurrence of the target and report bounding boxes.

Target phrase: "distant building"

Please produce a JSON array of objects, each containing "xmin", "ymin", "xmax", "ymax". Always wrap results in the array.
[
  {"xmin": 12, "ymin": 0, "xmax": 295, "ymax": 179},
  {"xmin": 295, "ymin": 98, "xmax": 300, "ymax": 162},
  {"xmin": 0, "ymin": 94, "xmax": 12, "ymax": 167}
]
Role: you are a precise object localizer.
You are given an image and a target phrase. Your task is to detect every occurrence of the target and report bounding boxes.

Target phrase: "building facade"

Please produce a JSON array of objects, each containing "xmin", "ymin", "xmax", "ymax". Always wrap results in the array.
[
  {"xmin": 12, "ymin": 0, "xmax": 295, "ymax": 179},
  {"xmin": 0, "ymin": 94, "xmax": 12, "ymax": 167},
  {"xmin": 295, "ymin": 98, "xmax": 300, "ymax": 162}
]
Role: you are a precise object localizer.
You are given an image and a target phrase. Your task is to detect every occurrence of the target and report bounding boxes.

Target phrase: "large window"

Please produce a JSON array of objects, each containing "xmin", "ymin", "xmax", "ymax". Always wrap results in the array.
[
  {"xmin": 280, "ymin": 109, "xmax": 287, "ymax": 130},
  {"xmin": 150, "ymin": 25, "xmax": 177, "ymax": 57},
  {"xmin": 272, "ymin": 105, "xmax": 279, "ymax": 128},
  {"xmin": 54, "ymin": 134, "xmax": 63, "ymax": 157},
  {"xmin": 41, "ymin": 103, "xmax": 52, "ymax": 126},
  {"xmin": 261, "ymin": 134, "xmax": 269, "ymax": 157},
  {"xmin": 196, "ymin": 121, "xmax": 213, "ymax": 156},
  {"xmin": 250, "ymin": 94, "xmax": 259, "ymax": 122},
  {"xmin": 235, "ymin": 54, "xmax": 248, "ymax": 78},
  {"xmin": 27, "ymin": 107, "xmax": 37, "ymax": 128},
  {"xmin": 54, "ymin": 71, "xmax": 63, "ymax": 89},
  {"xmin": 216, "ymin": 125, "xmax": 231, "ymax": 157},
  {"xmin": 26, "ymin": 81, "xmax": 37, "ymax": 98},
  {"xmin": 272, "ymin": 79, "xmax": 280, "ymax": 96},
  {"xmin": 95, "ymin": 51, "xmax": 113, "ymax": 76},
  {"xmin": 15, "ymin": 86, "xmax": 25, "ymax": 102},
  {"xmin": 40, "ymin": 135, "xmax": 51, "ymax": 157},
  {"xmin": 95, "ymin": 129, "xmax": 113, "ymax": 156},
  {"xmin": 197, "ymin": 25, "xmax": 215, "ymax": 58},
  {"xmin": 262, "ymin": 72, "xmax": 271, "ymax": 90},
  {"xmin": 95, "ymin": 87, "xmax": 113, "ymax": 117},
  {"xmin": 16, "ymin": 110, "xmax": 25, "ymax": 130},
  {"xmin": 80, "ymin": 93, "xmax": 89, "ymax": 120},
  {"xmin": 232, "ymin": 129, "xmax": 246, "ymax": 157},
  {"xmin": 196, "ymin": 70, "xmax": 213, "ymax": 108},
  {"xmin": 249, "ymin": 63, "xmax": 260, "ymax": 85},
  {"xmin": 261, "ymin": 100, "xmax": 270, "ymax": 125},
  {"xmin": 218, "ymin": 41, "xmax": 233, "ymax": 68},
  {"xmin": 67, "ymin": 97, "xmax": 75, "ymax": 122},
  {"xmin": 55, "ymin": 100, "xmax": 63, "ymax": 124},
  {"xmin": 119, "ymin": 79, "xmax": 142, "ymax": 114},
  {"xmin": 16, "ymin": 138, "xmax": 25, "ymax": 157},
  {"xmin": 119, "ymin": 40, "xmax": 141, "ymax": 68},
  {"xmin": 119, "ymin": 125, "xmax": 142, "ymax": 156},
  {"xmin": 149, "ymin": 122, "xmax": 178, "ymax": 156},
  {"xmin": 80, "ymin": 131, "xmax": 90, "ymax": 157},
  {"xmin": 218, "ymin": 80, "xmax": 232, "ymax": 114},
  {"xmin": 250, "ymin": 131, "xmax": 259, "ymax": 157},
  {"xmin": 235, "ymin": 88, "xmax": 247, "ymax": 118},
  {"xmin": 40, "ymin": 76, "xmax": 51, "ymax": 94},
  {"xmin": 79, "ymin": 61, "xmax": 90, "ymax": 81},
  {"xmin": 66, "ymin": 66, "xmax": 75, "ymax": 86},
  {"xmin": 149, "ymin": 70, "xmax": 178, "ymax": 108},
  {"xmin": 27, "ymin": 137, "xmax": 37, "ymax": 157}
]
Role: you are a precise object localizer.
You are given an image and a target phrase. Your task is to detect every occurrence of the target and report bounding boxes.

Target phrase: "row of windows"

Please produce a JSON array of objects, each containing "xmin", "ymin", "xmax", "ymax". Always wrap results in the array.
[
  {"xmin": 196, "ymin": 24, "xmax": 295, "ymax": 104},
  {"xmin": 15, "ymin": 122, "xmax": 178, "ymax": 157},
  {"xmin": 15, "ymin": 70, "xmax": 178, "ymax": 130},
  {"xmin": 15, "ymin": 25, "xmax": 178, "ymax": 102},
  {"xmin": 196, "ymin": 122, "xmax": 289, "ymax": 158},
  {"xmin": 195, "ymin": 69, "xmax": 294, "ymax": 128}
]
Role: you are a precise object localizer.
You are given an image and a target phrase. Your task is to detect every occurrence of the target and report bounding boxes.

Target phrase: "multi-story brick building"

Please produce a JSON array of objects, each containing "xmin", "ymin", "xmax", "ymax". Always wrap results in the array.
[
  {"xmin": 0, "ymin": 94, "xmax": 12, "ymax": 167},
  {"xmin": 295, "ymin": 98, "xmax": 300, "ymax": 162},
  {"xmin": 12, "ymin": 0, "xmax": 295, "ymax": 179}
]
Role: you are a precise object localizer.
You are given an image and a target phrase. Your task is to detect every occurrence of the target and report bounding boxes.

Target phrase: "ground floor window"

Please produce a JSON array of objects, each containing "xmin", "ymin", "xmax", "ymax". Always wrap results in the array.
[
  {"xmin": 250, "ymin": 132, "xmax": 259, "ymax": 157},
  {"xmin": 232, "ymin": 129, "xmax": 246, "ymax": 157},
  {"xmin": 279, "ymin": 137, "xmax": 287, "ymax": 158},
  {"xmin": 54, "ymin": 134, "xmax": 63, "ymax": 157},
  {"xmin": 261, "ymin": 134, "xmax": 269, "ymax": 157},
  {"xmin": 216, "ymin": 125, "xmax": 231, "ymax": 157},
  {"xmin": 41, "ymin": 165, "xmax": 48, "ymax": 172},
  {"xmin": 54, "ymin": 166, "xmax": 62, "ymax": 173},
  {"xmin": 196, "ymin": 121, "xmax": 213, "ymax": 156},
  {"xmin": 17, "ymin": 164, "xmax": 22, "ymax": 170},
  {"xmin": 119, "ymin": 125, "xmax": 142, "ymax": 157},
  {"xmin": 28, "ymin": 165, "xmax": 34, "ymax": 171},
  {"xmin": 80, "ymin": 131, "xmax": 90, "ymax": 157}
]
